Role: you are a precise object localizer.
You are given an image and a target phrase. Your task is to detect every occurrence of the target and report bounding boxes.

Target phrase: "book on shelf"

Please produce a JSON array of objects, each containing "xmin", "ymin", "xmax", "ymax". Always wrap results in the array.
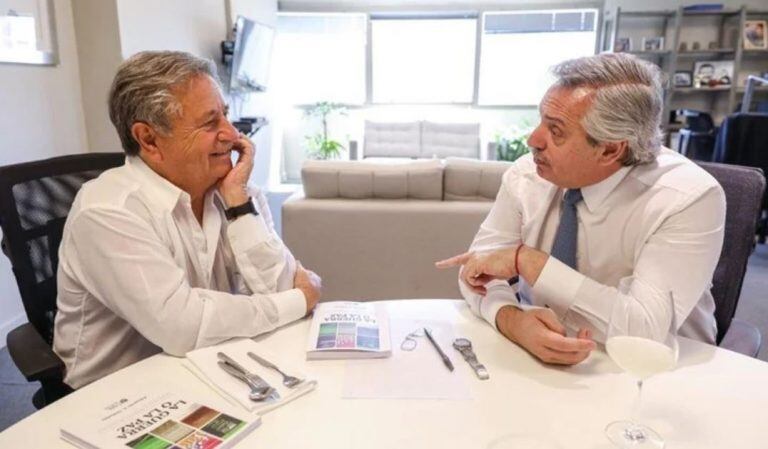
[
  {"xmin": 306, "ymin": 301, "xmax": 391, "ymax": 360},
  {"xmin": 60, "ymin": 391, "xmax": 260, "ymax": 449}
]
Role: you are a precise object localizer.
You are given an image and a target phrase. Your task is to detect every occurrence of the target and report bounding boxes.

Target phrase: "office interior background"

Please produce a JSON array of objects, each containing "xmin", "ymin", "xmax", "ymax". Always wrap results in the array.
[{"xmin": 1, "ymin": 0, "xmax": 767, "ymax": 432}]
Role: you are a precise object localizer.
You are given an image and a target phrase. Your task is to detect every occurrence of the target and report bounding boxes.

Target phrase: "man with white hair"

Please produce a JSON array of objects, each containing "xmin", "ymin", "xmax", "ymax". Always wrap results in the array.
[
  {"xmin": 437, "ymin": 53, "xmax": 724, "ymax": 365},
  {"xmin": 53, "ymin": 51, "xmax": 322, "ymax": 388}
]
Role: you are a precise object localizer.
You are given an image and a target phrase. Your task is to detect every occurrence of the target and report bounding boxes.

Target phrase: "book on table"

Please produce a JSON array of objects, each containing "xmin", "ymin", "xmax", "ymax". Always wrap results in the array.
[
  {"xmin": 60, "ymin": 391, "xmax": 260, "ymax": 449},
  {"xmin": 306, "ymin": 301, "xmax": 391, "ymax": 360}
]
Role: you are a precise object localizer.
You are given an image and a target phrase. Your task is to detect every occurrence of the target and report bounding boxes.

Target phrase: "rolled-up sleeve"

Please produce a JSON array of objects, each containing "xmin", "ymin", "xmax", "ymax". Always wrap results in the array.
[{"xmin": 459, "ymin": 167, "xmax": 524, "ymax": 328}]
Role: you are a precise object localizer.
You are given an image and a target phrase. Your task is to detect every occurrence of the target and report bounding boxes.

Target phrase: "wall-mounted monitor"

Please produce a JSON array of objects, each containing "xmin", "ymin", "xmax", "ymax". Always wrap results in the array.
[{"xmin": 230, "ymin": 15, "xmax": 274, "ymax": 92}]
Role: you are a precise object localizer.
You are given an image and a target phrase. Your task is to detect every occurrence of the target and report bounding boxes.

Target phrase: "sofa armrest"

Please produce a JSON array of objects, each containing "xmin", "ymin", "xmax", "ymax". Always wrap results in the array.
[{"xmin": 7, "ymin": 322, "xmax": 64, "ymax": 382}]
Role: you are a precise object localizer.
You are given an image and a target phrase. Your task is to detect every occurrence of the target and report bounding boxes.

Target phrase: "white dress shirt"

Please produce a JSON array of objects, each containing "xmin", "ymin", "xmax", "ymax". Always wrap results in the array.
[
  {"xmin": 53, "ymin": 156, "xmax": 306, "ymax": 388},
  {"xmin": 461, "ymin": 148, "xmax": 725, "ymax": 344}
]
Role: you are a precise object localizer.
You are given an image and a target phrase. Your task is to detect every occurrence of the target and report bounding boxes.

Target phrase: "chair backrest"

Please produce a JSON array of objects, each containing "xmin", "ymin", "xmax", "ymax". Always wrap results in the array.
[
  {"xmin": 698, "ymin": 162, "xmax": 765, "ymax": 343},
  {"xmin": 0, "ymin": 153, "xmax": 124, "ymax": 345}
]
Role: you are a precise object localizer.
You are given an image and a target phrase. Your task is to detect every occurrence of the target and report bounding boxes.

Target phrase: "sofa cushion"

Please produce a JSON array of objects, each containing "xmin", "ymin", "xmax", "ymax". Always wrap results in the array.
[
  {"xmin": 421, "ymin": 122, "xmax": 480, "ymax": 159},
  {"xmin": 363, "ymin": 121, "xmax": 421, "ymax": 158},
  {"xmin": 301, "ymin": 159, "xmax": 443, "ymax": 199},
  {"xmin": 444, "ymin": 158, "xmax": 512, "ymax": 201}
]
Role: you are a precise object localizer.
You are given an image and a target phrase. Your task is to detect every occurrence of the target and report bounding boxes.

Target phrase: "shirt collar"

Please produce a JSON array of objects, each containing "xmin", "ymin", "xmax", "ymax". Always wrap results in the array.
[
  {"xmin": 580, "ymin": 165, "xmax": 632, "ymax": 213},
  {"xmin": 126, "ymin": 156, "xmax": 188, "ymax": 211}
]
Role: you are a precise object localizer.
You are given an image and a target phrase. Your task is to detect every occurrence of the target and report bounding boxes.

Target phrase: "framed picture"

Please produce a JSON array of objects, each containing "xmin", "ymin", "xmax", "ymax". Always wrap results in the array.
[
  {"xmin": 0, "ymin": 0, "xmax": 58, "ymax": 65},
  {"xmin": 614, "ymin": 37, "xmax": 632, "ymax": 52},
  {"xmin": 673, "ymin": 71, "xmax": 693, "ymax": 87},
  {"xmin": 694, "ymin": 60, "xmax": 734, "ymax": 87},
  {"xmin": 744, "ymin": 20, "xmax": 767, "ymax": 50},
  {"xmin": 642, "ymin": 37, "xmax": 665, "ymax": 51}
]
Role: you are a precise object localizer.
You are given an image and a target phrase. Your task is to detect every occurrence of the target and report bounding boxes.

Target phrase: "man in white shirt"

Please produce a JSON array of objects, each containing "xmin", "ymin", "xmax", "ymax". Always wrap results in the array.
[
  {"xmin": 53, "ymin": 51, "xmax": 322, "ymax": 389},
  {"xmin": 437, "ymin": 53, "xmax": 725, "ymax": 365}
]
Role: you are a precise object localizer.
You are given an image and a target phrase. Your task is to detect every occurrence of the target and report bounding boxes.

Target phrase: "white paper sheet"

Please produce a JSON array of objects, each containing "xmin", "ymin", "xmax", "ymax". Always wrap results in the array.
[{"xmin": 342, "ymin": 319, "xmax": 473, "ymax": 400}]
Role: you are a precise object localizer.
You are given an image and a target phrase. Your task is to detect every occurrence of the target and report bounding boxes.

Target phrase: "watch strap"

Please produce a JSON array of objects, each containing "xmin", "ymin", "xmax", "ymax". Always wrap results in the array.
[{"xmin": 224, "ymin": 198, "xmax": 258, "ymax": 221}]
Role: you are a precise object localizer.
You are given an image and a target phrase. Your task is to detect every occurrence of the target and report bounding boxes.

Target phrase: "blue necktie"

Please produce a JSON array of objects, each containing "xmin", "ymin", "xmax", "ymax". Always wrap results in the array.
[{"xmin": 550, "ymin": 189, "xmax": 583, "ymax": 269}]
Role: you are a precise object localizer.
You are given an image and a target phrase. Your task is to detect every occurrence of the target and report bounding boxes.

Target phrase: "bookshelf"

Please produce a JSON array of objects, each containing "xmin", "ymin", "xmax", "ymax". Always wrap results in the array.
[{"xmin": 609, "ymin": 6, "xmax": 768, "ymax": 141}]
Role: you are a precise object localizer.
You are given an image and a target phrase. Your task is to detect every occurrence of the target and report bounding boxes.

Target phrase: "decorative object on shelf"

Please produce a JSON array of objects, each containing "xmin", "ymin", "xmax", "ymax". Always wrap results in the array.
[
  {"xmin": 692, "ymin": 41, "xmax": 701, "ymax": 51},
  {"xmin": 642, "ymin": 36, "xmax": 665, "ymax": 51},
  {"xmin": 694, "ymin": 60, "xmax": 734, "ymax": 87},
  {"xmin": 708, "ymin": 41, "xmax": 718, "ymax": 50},
  {"xmin": 683, "ymin": 4, "xmax": 724, "ymax": 12},
  {"xmin": 303, "ymin": 102, "xmax": 347, "ymax": 160},
  {"xmin": 614, "ymin": 37, "xmax": 632, "ymax": 52},
  {"xmin": 744, "ymin": 20, "xmax": 767, "ymax": 50},
  {"xmin": 673, "ymin": 71, "xmax": 693, "ymax": 88},
  {"xmin": 679, "ymin": 42, "xmax": 688, "ymax": 52}
]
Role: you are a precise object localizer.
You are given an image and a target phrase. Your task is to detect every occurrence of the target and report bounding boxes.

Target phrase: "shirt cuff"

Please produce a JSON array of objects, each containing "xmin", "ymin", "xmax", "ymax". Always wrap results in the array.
[
  {"xmin": 530, "ymin": 256, "xmax": 585, "ymax": 318},
  {"xmin": 479, "ymin": 285, "xmax": 520, "ymax": 331},
  {"xmin": 227, "ymin": 212, "xmax": 271, "ymax": 249},
  {"xmin": 270, "ymin": 288, "xmax": 307, "ymax": 327}
]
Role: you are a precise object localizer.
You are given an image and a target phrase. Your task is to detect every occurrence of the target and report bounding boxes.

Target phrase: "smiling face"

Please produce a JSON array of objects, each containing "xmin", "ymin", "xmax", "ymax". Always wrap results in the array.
[
  {"xmin": 526, "ymin": 85, "xmax": 625, "ymax": 189},
  {"xmin": 139, "ymin": 74, "xmax": 239, "ymax": 197}
]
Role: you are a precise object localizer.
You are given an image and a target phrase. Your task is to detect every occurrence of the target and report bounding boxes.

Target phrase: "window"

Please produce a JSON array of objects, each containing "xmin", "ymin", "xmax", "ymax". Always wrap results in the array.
[
  {"xmin": 271, "ymin": 13, "xmax": 366, "ymax": 104},
  {"xmin": 478, "ymin": 10, "xmax": 598, "ymax": 106},
  {"xmin": 371, "ymin": 14, "xmax": 477, "ymax": 103}
]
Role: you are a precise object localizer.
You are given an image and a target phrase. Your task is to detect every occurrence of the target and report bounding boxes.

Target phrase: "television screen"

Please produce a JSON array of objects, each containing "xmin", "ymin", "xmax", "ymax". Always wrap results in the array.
[{"xmin": 230, "ymin": 16, "xmax": 274, "ymax": 92}]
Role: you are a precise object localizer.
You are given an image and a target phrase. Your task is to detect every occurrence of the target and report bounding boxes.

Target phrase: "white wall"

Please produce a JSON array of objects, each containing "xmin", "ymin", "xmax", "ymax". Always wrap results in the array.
[
  {"xmin": 71, "ymin": 0, "xmax": 123, "ymax": 153},
  {"xmin": 0, "ymin": 0, "xmax": 88, "ymax": 347}
]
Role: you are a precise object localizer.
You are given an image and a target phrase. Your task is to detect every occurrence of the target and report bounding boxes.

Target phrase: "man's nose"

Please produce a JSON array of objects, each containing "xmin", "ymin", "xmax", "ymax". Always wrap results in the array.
[
  {"xmin": 527, "ymin": 125, "xmax": 545, "ymax": 150},
  {"xmin": 219, "ymin": 120, "xmax": 239, "ymax": 142}
]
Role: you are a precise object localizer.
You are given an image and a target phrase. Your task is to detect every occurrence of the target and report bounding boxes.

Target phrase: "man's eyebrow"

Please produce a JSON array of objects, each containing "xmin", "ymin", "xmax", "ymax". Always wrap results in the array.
[
  {"xmin": 543, "ymin": 114, "xmax": 565, "ymax": 126},
  {"xmin": 197, "ymin": 109, "xmax": 219, "ymax": 124}
]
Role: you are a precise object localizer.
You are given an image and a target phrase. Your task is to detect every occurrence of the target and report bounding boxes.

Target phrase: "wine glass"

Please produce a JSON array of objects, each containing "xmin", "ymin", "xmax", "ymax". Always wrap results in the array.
[{"xmin": 604, "ymin": 277, "xmax": 679, "ymax": 448}]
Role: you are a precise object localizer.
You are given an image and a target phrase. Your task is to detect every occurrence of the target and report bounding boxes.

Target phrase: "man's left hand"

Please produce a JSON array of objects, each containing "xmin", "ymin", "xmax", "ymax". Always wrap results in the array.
[{"xmin": 219, "ymin": 133, "xmax": 254, "ymax": 208}]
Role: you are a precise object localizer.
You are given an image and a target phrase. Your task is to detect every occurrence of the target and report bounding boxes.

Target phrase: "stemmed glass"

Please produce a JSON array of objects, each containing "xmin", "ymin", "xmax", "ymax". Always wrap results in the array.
[{"xmin": 604, "ymin": 278, "xmax": 679, "ymax": 448}]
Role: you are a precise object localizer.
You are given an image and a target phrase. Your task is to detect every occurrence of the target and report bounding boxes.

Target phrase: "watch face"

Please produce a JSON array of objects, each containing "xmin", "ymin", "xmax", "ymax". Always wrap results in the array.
[{"xmin": 453, "ymin": 338, "xmax": 472, "ymax": 351}]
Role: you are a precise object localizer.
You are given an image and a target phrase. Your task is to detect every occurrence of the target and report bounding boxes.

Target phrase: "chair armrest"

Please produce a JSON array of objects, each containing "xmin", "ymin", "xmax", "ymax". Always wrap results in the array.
[{"xmin": 6, "ymin": 322, "xmax": 64, "ymax": 381}]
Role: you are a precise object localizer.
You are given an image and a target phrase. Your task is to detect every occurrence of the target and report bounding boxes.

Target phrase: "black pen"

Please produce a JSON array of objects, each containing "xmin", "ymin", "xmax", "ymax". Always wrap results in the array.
[{"xmin": 423, "ymin": 327, "xmax": 454, "ymax": 372}]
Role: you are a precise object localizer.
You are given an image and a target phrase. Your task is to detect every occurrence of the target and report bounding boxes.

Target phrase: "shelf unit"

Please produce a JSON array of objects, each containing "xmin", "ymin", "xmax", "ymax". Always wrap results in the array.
[{"xmin": 609, "ymin": 6, "xmax": 768, "ymax": 138}]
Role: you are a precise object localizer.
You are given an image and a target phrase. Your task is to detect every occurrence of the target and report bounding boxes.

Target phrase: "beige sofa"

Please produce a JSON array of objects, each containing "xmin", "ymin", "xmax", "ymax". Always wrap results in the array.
[{"xmin": 282, "ymin": 158, "xmax": 512, "ymax": 301}]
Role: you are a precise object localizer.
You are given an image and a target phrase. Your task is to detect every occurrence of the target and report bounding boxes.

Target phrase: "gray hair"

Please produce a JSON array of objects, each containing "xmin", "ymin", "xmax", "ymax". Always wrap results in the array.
[
  {"xmin": 551, "ymin": 53, "xmax": 665, "ymax": 166},
  {"xmin": 108, "ymin": 51, "xmax": 220, "ymax": 155}
]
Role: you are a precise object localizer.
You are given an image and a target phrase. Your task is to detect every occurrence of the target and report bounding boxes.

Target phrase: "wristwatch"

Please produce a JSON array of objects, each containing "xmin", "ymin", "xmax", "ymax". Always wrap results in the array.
[
  {"xmin": 224, "ymin": 197, "xmax": 259, "ymax": 221},
  {"xmin": 453, "ymin": 338, "xmax": 490, "ymax": 380}
]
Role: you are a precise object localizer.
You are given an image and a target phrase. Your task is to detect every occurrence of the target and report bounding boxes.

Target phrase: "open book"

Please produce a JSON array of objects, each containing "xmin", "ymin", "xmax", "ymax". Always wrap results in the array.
[
  {"xmin": 306, "ymin": 301, "xmax": 391, "ymax": 360},
  {"xmin": 60, "ymin": 391, "xmax": 259, "ymax": 449}
]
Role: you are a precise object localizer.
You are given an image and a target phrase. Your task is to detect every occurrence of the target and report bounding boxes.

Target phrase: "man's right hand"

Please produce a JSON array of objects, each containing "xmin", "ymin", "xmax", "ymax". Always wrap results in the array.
[
  {"xmin": 496, "ymin": 306, "xmax": 595, "ymax": 365},
  {"xmin": 294, "ymin": 262, "xmax": 321, "ymax": 315}
]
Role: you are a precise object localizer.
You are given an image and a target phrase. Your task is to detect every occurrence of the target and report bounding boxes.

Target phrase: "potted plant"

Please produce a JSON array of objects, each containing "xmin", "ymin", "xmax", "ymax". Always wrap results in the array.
[
  {"xmin": 494, "ymin": 124, "xmax": 533, "ymax": 162},
  {"xmin": 304, "ymin": 102, "xmax": 347, "ymax": 160}
]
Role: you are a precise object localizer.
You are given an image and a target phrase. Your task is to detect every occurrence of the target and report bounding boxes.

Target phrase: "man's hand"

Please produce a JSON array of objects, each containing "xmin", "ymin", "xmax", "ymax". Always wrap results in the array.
[
  {"xmin": 435, "ymin": 247, "xmax": 518, "ymax": 295},
  {"xmin": 294, "ymin": 262, "xmax": 321, "ymax": 315},
  {"xmin": 496, "ymin": 306, "xmax": 595, "ymax": 365},
  {"xmin": 218, "ymin": 133, "xmax": 255, "ymax": 208}
]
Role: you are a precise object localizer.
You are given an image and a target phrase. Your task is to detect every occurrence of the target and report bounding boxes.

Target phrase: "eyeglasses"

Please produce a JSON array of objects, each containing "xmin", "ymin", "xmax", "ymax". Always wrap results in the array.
[{"xmin": 400, "ymin": 328, "xmax": 428, "ymax": 351}]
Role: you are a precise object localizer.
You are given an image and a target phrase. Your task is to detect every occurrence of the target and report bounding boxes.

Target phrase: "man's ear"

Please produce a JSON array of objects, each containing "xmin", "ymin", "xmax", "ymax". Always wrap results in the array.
[
  {"xmin": 131, "ymin": 122, "xmax": 163, "ymax": 162},
  {"xmin": 599, "ymin": 141, "xmax": 628, "ymax": 166}
]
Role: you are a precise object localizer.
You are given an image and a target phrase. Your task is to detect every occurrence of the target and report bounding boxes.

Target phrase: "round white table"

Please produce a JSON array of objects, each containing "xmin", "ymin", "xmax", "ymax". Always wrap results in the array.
[{"xmin": 1, "ymin": 300, "xmax": 766, "ymax": 448}]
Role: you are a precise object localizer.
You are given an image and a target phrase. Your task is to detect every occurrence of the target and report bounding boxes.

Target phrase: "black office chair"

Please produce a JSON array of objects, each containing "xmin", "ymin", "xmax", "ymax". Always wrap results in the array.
[
  {"xmin": 0, "ymin": 152, "xmax": 124, "ymax": 408},
  {"xmin": 677, "ymin": 109, "xmax": 716, "ymax": 161},
  {"xmin": 698, "ymin": 162, "xmax": 764, "ymax": 357}
]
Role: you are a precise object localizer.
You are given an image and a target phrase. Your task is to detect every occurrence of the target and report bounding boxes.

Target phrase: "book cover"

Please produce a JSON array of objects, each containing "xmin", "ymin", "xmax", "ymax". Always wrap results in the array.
[
  {"xmin": 60, "ymin": 392, "xmax": 260, "ymax": 449},
  {"xmin": 306, "ymin": 301, "xmax": 391, "ymax": 360}
]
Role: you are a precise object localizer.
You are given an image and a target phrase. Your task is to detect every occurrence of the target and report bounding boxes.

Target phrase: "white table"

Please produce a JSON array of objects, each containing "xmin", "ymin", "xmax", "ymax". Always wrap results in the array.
[{"xmin": 2, "ymin": 300, "xmax": 767, "ymax": 448}]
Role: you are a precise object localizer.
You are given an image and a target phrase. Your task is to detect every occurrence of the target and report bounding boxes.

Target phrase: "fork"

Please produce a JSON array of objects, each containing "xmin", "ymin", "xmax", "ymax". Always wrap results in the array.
[
  {"xmin": 217, "ymin": 352, "xmax": 279, "ymax": 401},
  {"xmin": 247, "ymin": 352, "xmax": 303, "ymax": 388}
]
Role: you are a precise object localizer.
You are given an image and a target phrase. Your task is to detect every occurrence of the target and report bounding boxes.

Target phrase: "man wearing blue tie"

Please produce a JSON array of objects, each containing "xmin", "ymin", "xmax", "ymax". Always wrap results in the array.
[{"xmin": 437, "ymin": 53, "xmax": 725, "ymax": 365}]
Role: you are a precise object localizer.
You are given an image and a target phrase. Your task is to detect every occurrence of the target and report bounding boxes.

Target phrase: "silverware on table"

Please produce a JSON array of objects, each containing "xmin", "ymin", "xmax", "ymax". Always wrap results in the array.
[
  {"xmin": 247, "ymin": 352, "xmax": 303, "ymax": 388},
  {"xmin": 217, "ymin": 352, "xmax": 279, "ymax": 401}
]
